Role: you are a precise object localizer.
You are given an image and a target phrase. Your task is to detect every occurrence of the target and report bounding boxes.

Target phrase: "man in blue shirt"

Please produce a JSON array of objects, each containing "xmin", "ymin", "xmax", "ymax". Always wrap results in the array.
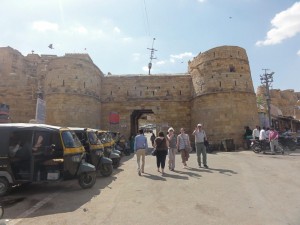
[{"xmin": 134, "ymin": 129, "xmax": 148, "ymax": 176}]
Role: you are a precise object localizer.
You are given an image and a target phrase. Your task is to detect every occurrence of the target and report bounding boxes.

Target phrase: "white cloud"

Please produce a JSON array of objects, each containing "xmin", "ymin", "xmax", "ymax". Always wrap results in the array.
[
  {"xmin": 32, "ymin": 21, "xmax": 59, "ymax": 32},
  {"xmin": 297, "ymin": 49, "xmax": 300, "ymax": 56},
  {"xmin": 122, "ymin": 37, "xmax": 133, "ymax": 42},
  {"xmin": 197, "ymin": 0, "xmax": 206, "ymax": 3},
  {"xmin": 142, "ymin": 66, "xmax": 149, "ymax": 72},
  {"xmin": 113, "ymin": 27, "xmax": 121, "ymax": 33},
  {"xmin": 156, "ymin": 60, "xmax": 166, "ymax": 65},
  {"xmin": 256, "ymin": 2, "xmax": 300, "ymax": 46},
  {"xmin": 72, "ymin": 25, "xmax": 88, "ymax": 34},
  {"xmin": 170, "ymin": 52, "xmax": 194, "ymax": 59}
]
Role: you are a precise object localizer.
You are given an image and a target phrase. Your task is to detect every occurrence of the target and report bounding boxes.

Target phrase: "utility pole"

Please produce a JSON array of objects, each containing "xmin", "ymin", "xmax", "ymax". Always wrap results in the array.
[
  {"xmin": 147, "ymin": 38, "xmax": 157, "ymax": 75},
  {"xmin": 260, "ymin": 69, "xmax": 274, "ymax": 127}
]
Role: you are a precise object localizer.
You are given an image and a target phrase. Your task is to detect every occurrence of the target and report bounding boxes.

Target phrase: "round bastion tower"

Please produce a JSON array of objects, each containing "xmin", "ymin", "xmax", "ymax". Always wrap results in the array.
[
  {"xmin": 189, "ymin": 46, "xmax": 259, "ymax": 148},
  {"xmin": 43, "ymin": 54, "xmax": 103, "ymax": 128}
]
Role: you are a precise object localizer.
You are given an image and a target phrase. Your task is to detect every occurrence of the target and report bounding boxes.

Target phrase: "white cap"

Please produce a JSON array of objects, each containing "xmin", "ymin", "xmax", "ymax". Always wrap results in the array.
[
  {"xmin": 168, "ymin": 127, "xmax": 174, "ymax": 132},
  {"xmin": 197, "ymin": 124, "xmax": 202, "ymax": 127}
]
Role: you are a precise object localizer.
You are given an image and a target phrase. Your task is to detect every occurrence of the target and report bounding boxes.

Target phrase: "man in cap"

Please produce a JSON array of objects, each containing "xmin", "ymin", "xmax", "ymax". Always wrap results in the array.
[{"xmin": 192, "ymin": 123, "xmax": 208, "ymax": 168}]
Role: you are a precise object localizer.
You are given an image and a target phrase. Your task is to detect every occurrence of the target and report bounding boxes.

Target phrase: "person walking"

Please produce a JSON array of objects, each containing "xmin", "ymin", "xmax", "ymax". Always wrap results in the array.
[
  {"xmin": 269, "ymin": 126, "xmax": 279, "ymax": 155},
  {"xmin": 150, "ymin": 131, "xmax": 156, "ymax": 147},
  {"xmin": 192, "ymin": 124, "xmax": 208, "ymax": 168},
  {"xmin": 177, "ymin": 128, "xmax": 191, "ymax": 168},
  {"xmin": 154, "ymin": 131, "xmax": 168, "ymax": 174},
  {"xmin": 134, "ymin": 129, "xmax": 148, "ymax": 176},
  {"xmin": 166, "ymin": 127, "xmax": 177, "ymax": 171}
]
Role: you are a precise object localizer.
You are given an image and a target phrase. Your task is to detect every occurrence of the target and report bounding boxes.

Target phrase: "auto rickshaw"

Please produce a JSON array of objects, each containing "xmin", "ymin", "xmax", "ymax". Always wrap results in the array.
[
  {"xmin": 96, "ymin": 130, "xmax": 121, "ymax": 168},
  {"xmin": 109, "ymin": 131, "xmax": 130, "ymax": 156},
  {"xmin": 0, "ymin": 123, "xmax": 97, "ymax": 196},
  {"xmin": 69, "ymin": 127, "xmax": 113, "ymax": 177}
]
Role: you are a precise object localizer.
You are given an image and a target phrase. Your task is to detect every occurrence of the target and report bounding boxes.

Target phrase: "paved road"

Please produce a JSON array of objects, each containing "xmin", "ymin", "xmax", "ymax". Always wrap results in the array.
[{"xmin": 1, "ymin": 149, "xmax": 300, "ymax": 225}]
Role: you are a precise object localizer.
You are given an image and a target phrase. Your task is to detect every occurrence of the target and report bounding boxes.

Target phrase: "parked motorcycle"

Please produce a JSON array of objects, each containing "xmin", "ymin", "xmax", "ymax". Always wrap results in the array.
[
  {"xmin": 278, "ymin": 135, "xmax": 297, "ymax": 151},
  {"xmin": 251, "ymin": 139, "xmax": 284, "ymax": 154}
]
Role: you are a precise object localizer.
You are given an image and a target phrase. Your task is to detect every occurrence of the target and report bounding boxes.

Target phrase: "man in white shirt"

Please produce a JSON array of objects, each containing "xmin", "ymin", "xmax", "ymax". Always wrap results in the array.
[
  {"xmin": 259, "ymin": 127, "xmax": 267, "ymax": 150},
  {"xmin": 252, "ymin": 126, "xmax": 260, "ymax": 140}
]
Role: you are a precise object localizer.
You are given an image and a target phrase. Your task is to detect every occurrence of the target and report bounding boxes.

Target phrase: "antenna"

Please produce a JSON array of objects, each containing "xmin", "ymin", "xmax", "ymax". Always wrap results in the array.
[{"xmin": 147, "ymin": 38, "xmax": 157, "ymax": 75}]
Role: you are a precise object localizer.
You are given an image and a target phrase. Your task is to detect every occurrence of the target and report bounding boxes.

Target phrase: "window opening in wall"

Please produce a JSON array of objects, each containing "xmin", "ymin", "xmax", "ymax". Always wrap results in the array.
[
  {"xmin": 62, "ymin": 80, "xmax": 64, "ymax": 86},
  {"xmin": 212, "ymin": 76, "xmax": 213, "ymax": 78},
  {"xmin": 119, "ymin": 87, "xmax": 120, "ymax": 89},
  {"xmin": 135, "ymin": 87, "xmax": 136, "ymax": 89},
  {"xmin": 240, "ymin": 74, "xmax": 242, "ymax": 77},
  {"xmin": 238, "ymin": 51, "xmax": 240, "ymax": 56},
  {"xmin": 75, "ymin": 76, "xmax": 78, "ymax": 79},
  {"xmin": 147, "ymin": 87, "xmax": 148, "ymax": 89},
  {"xmin": 229, "ymin": 65, "xmax": 236, "ymax": 72},
  {"xmin": 127, "ymin": 91, "xmax": 129, "ymax": 96},
  {"xmin": 235, "ymin": 81, "xmax": 237, "ymax": 86},
  {"xmin": 173, "ymin": 86, "xmax": 175, "ymax": 89},
  {"xmin": 180, "ymin": 90, "xmax": 182, "ymax": 95},
  {"xmin": 111, "ymin": 91, "xmax": 113, "ymax": 95},
  {"xmin": 153, "ymin": 91, "xmax": 155, "ymax": 96},
  {"xmin": 214, "ymin": 52, "xmax": 215, "ymax": 57},
  {"xmin": 84, "ymin": 82, "xmax": 85, "ymax": 88},
  {"xmin": 219, "ymin": 82, "xmax": 222, "ymax": 87},
  {"xmin": 226, "ymin": 74, "xmax": 228, "ymax": 77}
]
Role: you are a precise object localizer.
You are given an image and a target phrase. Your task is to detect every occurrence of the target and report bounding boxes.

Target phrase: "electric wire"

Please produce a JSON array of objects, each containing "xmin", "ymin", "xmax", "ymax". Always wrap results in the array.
[{"xmin": 143, "ymin": 0, "xmax": 151, "ymax": 36}]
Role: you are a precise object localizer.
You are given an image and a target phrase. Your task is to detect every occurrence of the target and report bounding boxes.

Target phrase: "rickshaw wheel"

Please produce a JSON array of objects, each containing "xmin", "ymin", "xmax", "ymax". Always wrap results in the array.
[
  {"xmin": 0, "ymin": 177, "xmax": 10, "ymax": 197},
  {"xmin": 112, "ymin": 158, "xmax": 120, "ymax": 169},
  {"xmin": 78, "ymin": 172, "xmax": 96, "ymax": 189},
  {"xmin": 99, "ymin": 164, "xmax": 113, "ymax": 177}
]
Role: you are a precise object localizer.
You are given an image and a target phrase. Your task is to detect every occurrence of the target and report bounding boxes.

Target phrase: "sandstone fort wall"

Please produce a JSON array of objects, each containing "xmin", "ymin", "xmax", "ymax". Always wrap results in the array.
[{"xmin": 1, "ymin": 45, "xmax": 287, "ymax": 148}]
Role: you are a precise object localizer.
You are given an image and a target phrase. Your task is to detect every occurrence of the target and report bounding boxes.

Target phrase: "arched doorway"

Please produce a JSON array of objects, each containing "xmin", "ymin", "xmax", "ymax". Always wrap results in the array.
[{"xmin": 130, "ymin": 109, "xmax": 155, "ymax": 135}]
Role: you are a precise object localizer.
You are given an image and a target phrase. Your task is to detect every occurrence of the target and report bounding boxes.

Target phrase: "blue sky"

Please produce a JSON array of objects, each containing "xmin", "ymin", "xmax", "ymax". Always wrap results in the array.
[{"xmin": 1, "ymin": 0, "xmax": 299, "ymax": 92}]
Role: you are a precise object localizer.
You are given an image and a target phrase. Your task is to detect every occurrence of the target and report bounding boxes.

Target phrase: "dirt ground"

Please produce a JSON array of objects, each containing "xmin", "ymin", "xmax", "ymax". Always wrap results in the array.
[{"xmin": 1, "ymin": 142, "xmax": 300, "ymax": 225}]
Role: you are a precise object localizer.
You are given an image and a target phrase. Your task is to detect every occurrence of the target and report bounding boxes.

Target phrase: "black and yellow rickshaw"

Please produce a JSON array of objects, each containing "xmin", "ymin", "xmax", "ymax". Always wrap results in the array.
[
  {"xmin": 69, "ymin": 127, "xmax": 113, "ymax": 177},
  {"xmin": 96, "ymin": 130, "xmax": 121, "ymax": 168},
  {"xmin": 0, "ymin": 123, "xmax": 97, "ymax": 196}
]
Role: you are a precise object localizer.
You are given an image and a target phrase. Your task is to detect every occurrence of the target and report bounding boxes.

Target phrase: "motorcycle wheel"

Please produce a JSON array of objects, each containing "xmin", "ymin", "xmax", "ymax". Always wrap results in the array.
[
  {"xmin": 78, "ymin": 172, "xmax": 96, "ymax": 189},
  {"xmin": 0, "ymin": 177, "xmax": 10, "ymax": 197},
  {"xmin": 251, "ymin": 143, "xmax": 261, "ymax": 153},
  {"xmin": 112, "ymin": 158, "xmax": 120, "ymax": 169},
  {"xmin": 99, "ymin": 163, "xmax": 113, "ymax": 177}
]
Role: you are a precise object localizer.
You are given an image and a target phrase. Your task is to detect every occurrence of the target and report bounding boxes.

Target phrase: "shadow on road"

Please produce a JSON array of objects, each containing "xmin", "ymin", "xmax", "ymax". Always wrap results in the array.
[
  {"xmin": 206, "ymin": 167, "xmax": 238, "ymax": 176},
  {"xmin": 142, "ymin": 173, "xmax": 166, "ymax": 181},
  {"xmin": 2, "ymin": 162, "xmax": 125, "ymax": 220},
  {"xmin": 174, "ymin": 168, "xmax": 202, "ymax": 178}
]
